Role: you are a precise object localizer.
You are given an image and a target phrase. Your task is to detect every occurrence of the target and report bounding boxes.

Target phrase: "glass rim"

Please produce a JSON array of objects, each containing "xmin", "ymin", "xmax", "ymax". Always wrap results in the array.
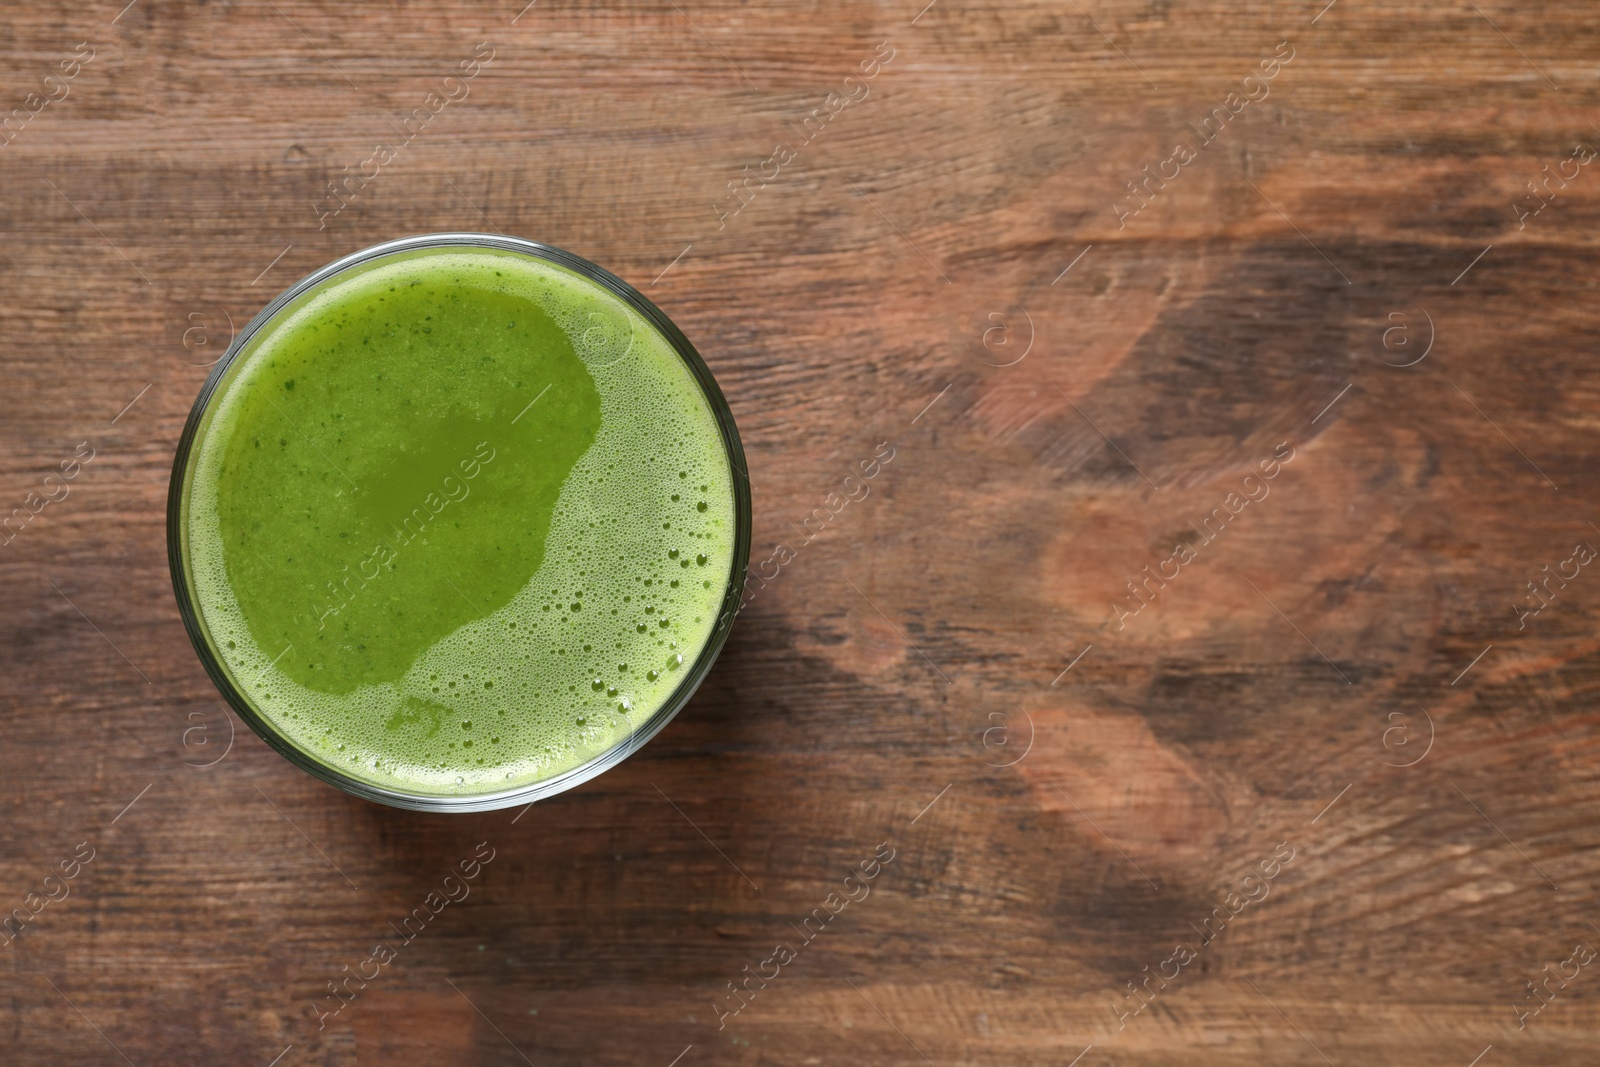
[{"xmin": 166, "ymin": 233, "xmax": 752, "ymax": 813}]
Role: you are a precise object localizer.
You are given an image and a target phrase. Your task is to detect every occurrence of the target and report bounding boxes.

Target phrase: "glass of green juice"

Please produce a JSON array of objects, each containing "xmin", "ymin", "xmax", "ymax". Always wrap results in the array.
[{"xmin": 167, "ymin": 234, "xmax": 750, "ymax": 812}]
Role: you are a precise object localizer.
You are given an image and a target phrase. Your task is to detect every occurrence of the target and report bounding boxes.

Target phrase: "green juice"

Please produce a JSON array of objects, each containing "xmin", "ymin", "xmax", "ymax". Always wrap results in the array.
[{"xmin": 181, "ymin": 244, "xmax": 737, "ymax": 796}]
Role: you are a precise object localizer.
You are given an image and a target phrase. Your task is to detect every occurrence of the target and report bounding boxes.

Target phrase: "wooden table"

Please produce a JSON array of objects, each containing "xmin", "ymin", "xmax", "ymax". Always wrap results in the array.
[{"xmin": 3, "ymin": 1, "xmax": 1598, "ymax": 1063}]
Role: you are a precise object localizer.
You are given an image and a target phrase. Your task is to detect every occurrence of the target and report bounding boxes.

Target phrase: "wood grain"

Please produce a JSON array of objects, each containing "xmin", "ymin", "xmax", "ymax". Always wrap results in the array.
[{"xmin": 4, "ymin": 1, "xmax": 1600, "ymax": 1064}]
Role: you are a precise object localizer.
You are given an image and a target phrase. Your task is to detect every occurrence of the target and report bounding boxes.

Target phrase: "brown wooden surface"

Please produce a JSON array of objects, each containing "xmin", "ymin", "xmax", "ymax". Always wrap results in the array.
[{"xmin": 4, "ymin": 1, "xmax": 1600, "ymax": 1064}]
